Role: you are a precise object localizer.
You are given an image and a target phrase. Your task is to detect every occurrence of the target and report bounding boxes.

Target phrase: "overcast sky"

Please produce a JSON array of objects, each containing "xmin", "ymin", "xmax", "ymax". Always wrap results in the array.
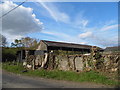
[{"xmin": 0, "ymin": 1, "xmax": 119, "ymax": 48}]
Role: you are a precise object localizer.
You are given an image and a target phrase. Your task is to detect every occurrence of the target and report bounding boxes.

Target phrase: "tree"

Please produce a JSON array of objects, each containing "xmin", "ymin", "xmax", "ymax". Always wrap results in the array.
[
  {"xmin": 11, "ymin": 39, "xmax": 23, "ymax": 47},
  {"xmin": 11, "ymin": 42, "xmax": 16, "ymax": 47},
  {"xmin": 21, "ymin": 37, "xmax": 39, "ymax": 49},
  {"xmin": 11, "ymin": 37, "xmax": 39, "ymax": 49},
  {"xmin": 0, "ymin": 34, "xmax": 7, "ymax": 47}
]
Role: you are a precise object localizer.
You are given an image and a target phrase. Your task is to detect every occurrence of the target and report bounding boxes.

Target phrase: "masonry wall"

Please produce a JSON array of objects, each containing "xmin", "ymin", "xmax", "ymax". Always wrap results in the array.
[
  {"xmin": 35, "ymin": 52, "xmax": 119, "ymax": 73},
  {"xmin": 37, "ymin": 41, "xmax": 47, "ymax": 50}
]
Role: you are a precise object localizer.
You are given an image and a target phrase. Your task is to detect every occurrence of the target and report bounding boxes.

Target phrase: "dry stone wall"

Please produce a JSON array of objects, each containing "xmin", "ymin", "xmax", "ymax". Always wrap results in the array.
[
  {"xmin": 25, "ymin": 47, "xmax": 119, "ymax": 73},
  {"xmin": 43, "ymin": 53, "xmax": 120, "ymax": 73}
]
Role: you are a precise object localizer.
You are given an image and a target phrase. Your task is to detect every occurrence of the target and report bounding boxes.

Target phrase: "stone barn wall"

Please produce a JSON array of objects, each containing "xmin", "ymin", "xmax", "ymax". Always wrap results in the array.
[
  {"xmin": 25, "ymin": 49, "xmax": 119, "ymax": 73},
  {"xmin": 34, "ymin": 52, "xmax": 119, "ymax": 73}
]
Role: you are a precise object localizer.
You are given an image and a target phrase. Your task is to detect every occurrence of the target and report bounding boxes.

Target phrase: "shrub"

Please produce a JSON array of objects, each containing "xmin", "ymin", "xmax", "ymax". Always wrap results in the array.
[{"xmin": 2, "ymin": 47, "xmax": 18, "ymax": 62}]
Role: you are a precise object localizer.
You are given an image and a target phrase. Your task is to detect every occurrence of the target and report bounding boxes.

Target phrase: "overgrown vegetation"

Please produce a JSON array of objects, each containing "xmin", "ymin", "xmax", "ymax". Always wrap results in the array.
[
  {"xmin": 2, "ymin": 62, "xmax": 120, "ymax": 86},
  {"xmin": 2, "ymin": 36, "xmax": 40, "ymax": 62},
  {"xmin": 53, "ymin": 50, "xmax": 88, "ymax": 55},
  {"xmin": 11, "ymin": 37, "xmax": 40, "ymax": 50},
  {"xmin": 2, "ymin": 47, "xmax": 19, "ymax": 62}
]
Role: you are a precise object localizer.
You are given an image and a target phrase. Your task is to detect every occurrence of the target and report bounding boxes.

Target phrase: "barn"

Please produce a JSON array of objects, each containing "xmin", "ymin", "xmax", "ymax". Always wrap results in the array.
[
  {"xmin": 37, "ymin": 40, "xmax": 94, "ymax": 54},
  {"xmin": 16, "ymin": 40, "xmax": 103, "ymax": 62}
]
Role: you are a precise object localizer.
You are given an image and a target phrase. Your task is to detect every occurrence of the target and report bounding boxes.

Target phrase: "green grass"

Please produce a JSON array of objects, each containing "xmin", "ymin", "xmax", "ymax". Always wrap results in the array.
[{"xmin": 2, "ymin": 62, "xmax": 120, "ymax": 86}]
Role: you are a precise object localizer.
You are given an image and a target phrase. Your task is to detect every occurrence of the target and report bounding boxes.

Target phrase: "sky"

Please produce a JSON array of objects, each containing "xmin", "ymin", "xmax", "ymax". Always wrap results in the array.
[{"xmin": 0, "ymin": 1, "xmax": 119, "ymax": 48}]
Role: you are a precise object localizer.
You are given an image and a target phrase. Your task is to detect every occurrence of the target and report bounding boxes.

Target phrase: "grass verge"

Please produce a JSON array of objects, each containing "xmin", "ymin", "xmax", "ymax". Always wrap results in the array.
[{"xmin": 2, "ymin": 62, "xmax": 120, "ymax": 86}]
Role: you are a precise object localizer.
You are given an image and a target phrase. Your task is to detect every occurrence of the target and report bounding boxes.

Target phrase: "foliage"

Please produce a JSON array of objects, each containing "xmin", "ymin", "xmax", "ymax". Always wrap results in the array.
[
  {"xmin": 90, "ymin": 46, "xmax": 104, "ymax": 70},
  {"xmin": 11, "ymin": 39, "xmax": 23, "ymax": 47},
  {"xmin": 2, "ymin": 47, "xmax": 19, "ymax": 62},
  {"xmin": 21, "ymin": 37, "xmax": 39, "ymax": 49},
  {"xmin": 11, "ymin": 37, "xmax": 39, "ymax": 49},
  {"xmin": 53, "ymin": 50, "xmax": 83, "ymax": 55},
  {"xmin": 2, "ymin": 62, "xmax": 120, "ymax": 86},
  {"xmin": 0, "ymin": 34, "xmax": 7, "ymax": 47}
]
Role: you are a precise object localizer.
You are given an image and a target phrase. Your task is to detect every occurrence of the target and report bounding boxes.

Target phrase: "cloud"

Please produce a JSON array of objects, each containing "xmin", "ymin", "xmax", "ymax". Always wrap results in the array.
[
  {"xmin": 39, "ymin": 2, "xmax": 118, "ymax": 47},
  {"xmin": 0, "ymin": 1, "xmax": 43, "ymax": 42},
  {"xmin": 79, "ymin": 42, "xmax": 87, "ymax": 44},
  {"xmin": 3, "ymin": 33, "xmax": 23, "ymax": 43},
  {"xmin": 78, "ymin": 30, "xmax": 118, "ymax": 47},
  {"xmin": 41, "ymin": 31, "xmax": 70, "ymax": 38},
  {"xmin": 101, "ymin": 24, "xmax": 118, "ymax": 31},
  {"xmin": 37, "ymin": 2, "xmax": 70, "ymax": 23},
  {"xmin": 42, "ymin": 30, "xmax": 91, "ymax": 47},
  {"xmin": 73, "ymin": 12, "xmax": 89, "ymax": 29},
  {"xmin": 78, "ymin": 31, "xmax": 93, "ymax": 38},
  {"xmin": 92, "ymin": 35, "xmax": 118, "ymax": 47},
  {"xmin": 36, "ymin": 2, "xmax": 89, "ymax": 30},
  {"xmin": 82, "ymin": 20, "xmax": 88, "ymax": 27}
]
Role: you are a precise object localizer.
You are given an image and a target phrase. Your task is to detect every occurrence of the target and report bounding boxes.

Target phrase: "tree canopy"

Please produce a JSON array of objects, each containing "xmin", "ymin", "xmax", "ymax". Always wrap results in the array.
[
  {"xmin": 0, "ymin": 34, "xmax": 7, "ymax": 47},
  {"xmin": 11, "ymin": 37, "xmax": 39, "ymax": 49}
]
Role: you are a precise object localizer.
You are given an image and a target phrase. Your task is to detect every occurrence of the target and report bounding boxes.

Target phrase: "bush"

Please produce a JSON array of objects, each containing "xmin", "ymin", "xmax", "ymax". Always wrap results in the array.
[{"xmin": 2, "ymin": 47, "xmax": 18, "ymax": 62}]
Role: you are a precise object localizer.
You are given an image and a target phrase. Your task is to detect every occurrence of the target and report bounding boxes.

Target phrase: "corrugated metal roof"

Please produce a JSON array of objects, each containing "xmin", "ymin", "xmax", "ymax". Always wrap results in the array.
[{"xmin": 41, "ymin": 40, "xmax": 93, "ymax": 49}]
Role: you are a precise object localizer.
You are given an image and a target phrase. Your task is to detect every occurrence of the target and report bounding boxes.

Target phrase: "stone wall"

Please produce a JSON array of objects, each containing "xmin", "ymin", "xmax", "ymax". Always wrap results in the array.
[
  {"xmin": 25, "ymin": 49, "xmax": 119, "ymax": 73},
  {"xmin": 40, "ymin": 53, "xmax": 120, "ymax": 73},
  {"xmin": 102, "ymin": 53, "xmax": 119, "ymax": 72}
]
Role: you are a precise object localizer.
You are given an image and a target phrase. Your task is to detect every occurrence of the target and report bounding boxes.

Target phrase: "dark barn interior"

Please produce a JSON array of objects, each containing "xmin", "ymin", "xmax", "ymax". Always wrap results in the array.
[{"xmin": 16, "ymin": 50, "xmax": 35, "ymax": 62}]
